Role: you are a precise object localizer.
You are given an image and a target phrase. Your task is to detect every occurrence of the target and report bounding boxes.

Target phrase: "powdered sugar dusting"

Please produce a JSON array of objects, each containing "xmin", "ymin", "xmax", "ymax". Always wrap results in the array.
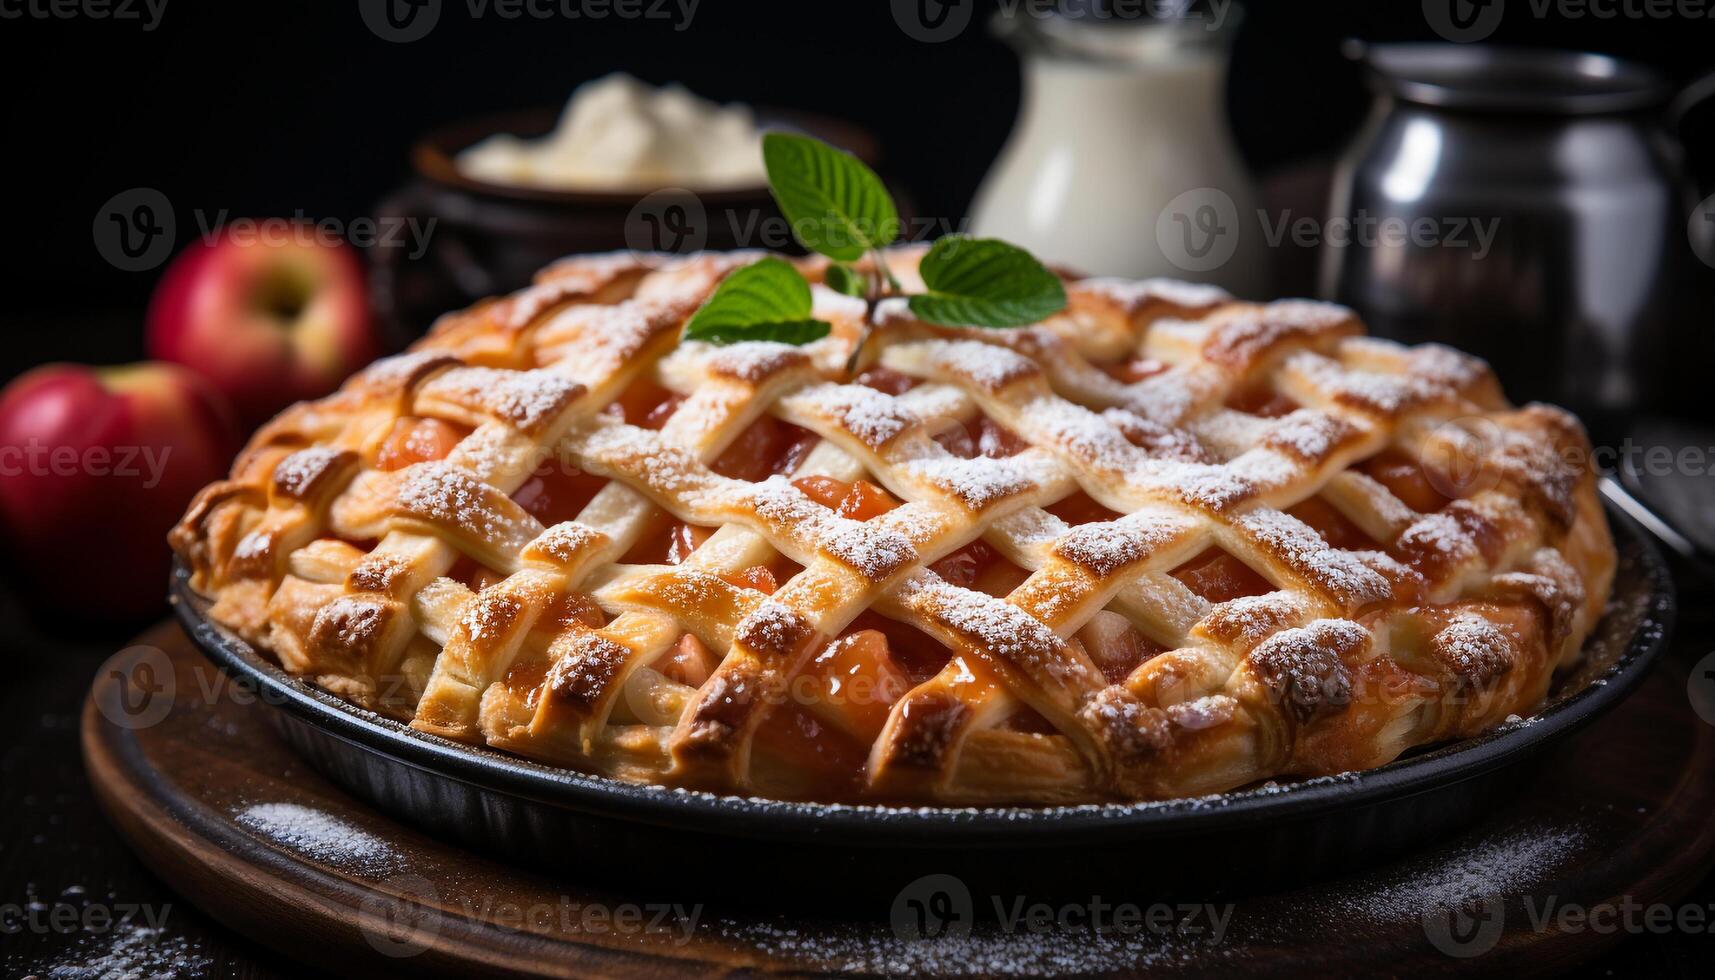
[
  {"xmin": 1235, "ymin": 509, "xmax": 1393, "ymax": 606},
  {"xmin": 235, "ymin": 802, "xmax": 403, "ymax": 875},
  {"xmin": 422, "ymin": 367, "xmax": 581, "ymax": 433},
  {"xmin": 792, "ymin": 383, "xmax": 920, "ymax": 450},
  {"xmin": 34, "ymin": 923, "xmax": 212, "ymax": 980},
  {"xmin": 1055, "ymin": 512, "xmax": 1195, "ymax": 577},
  {"xmin": 271, "ymin": 447, "xmax": 347, "ymax": 498},
  {"xmin": 1075, "ymin": 276, "xmax": 1231, "ymax": 313},
  {"xmin": 902, "ymin": 576, "xmax": 1080, "ymax": 684},
  {"xmin": 358, "ymin": 349, "xmax": 457, "ymax": 389},
  {"xmin": 904, "ymin": 455, "xmax": 1042, "ymax": 510},
  {"xmin": 927, "ymin": 340, "xmax": 1042, "ymax": 392},
  {"xmin": 746, "ymin": 475, "xmax": 917, "ymax": 579},
  {"xmin": 705, "ymin": 341, "xmax": 810, "ymax": 383},
  {"xmin": 396, "ymin": 462, "xmax": 509, "ymax": 539}
]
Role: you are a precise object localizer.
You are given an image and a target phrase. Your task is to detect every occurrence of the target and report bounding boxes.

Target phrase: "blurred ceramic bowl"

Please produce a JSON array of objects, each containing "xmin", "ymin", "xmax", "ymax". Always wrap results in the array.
[{"xmin": 372, "ymin": 107, "xmax": 881, "ymax": 343}]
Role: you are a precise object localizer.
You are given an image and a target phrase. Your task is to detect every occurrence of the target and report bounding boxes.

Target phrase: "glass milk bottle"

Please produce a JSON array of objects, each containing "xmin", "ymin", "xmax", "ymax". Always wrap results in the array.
[{"xmin": 970, "ymin": 9, "xmax": 1269, "ymax": 298}]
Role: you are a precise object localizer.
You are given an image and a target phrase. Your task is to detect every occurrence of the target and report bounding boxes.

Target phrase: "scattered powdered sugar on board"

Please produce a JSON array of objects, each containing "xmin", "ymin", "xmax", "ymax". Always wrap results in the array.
[
  {"xmin": 39, "ymin": 924, "xmax": 212, "ymax": 980},
  {"xmin": 1320, "ymin": 820, "xmax": 1591, "ymax": 924},
  {"xmin": 709, "ymin": 916, "xmax": 1226, "ymax": 977},
  {"xmin": 235, "ymin": 802, "xmax": 403, "ymax": 876}
]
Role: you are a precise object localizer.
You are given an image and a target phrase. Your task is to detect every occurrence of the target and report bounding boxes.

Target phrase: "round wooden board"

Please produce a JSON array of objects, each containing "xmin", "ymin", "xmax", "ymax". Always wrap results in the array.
[{"xmin": 84, "ymin": 621, "xmax": 1715, "ymax": 978}]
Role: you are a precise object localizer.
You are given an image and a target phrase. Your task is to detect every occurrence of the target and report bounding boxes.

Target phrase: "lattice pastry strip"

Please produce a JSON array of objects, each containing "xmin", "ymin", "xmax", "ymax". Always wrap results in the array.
[{"xmin": 174, "ymin": 249, "xmax": 1616, "ymax": 805}]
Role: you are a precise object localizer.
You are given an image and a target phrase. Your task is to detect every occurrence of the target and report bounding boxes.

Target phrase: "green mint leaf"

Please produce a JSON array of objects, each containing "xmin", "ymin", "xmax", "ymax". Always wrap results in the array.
[
  {"xmin": 824, "ymin": 263, "xmax": 867, "ymax": 298},
  {"xmin": 763, "ymin": 132, "xmax": 900, "ymax": 262},
  {"xmin": 908, "ymin": 236, "xmax": 1068, "ymax": 328},
  {"xmin": 683, "ymin": 258, "xmax": 831, "ymax": 346}
]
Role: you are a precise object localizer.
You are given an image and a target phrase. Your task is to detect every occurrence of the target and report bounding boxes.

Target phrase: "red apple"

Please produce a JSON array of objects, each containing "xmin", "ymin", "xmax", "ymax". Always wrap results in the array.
[
  {"xmin": 0, "ymin": 362, "xmax": 239, "ymax": 620},
  {"xmin": 147, "ymin": 225, "xmax": 380, "ymax": 427}
]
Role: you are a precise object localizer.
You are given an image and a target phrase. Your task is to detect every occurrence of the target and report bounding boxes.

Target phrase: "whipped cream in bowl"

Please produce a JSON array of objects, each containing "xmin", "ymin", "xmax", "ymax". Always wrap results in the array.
[{"xmin": 455, "ymin": 74, "xmax": 769, "ymax": 193}]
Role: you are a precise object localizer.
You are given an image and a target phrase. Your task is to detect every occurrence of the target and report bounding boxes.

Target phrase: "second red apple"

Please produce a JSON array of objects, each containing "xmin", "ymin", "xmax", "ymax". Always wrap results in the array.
[{"xmin": 147, "ymin": 225, "xmax": 381, "ymax": 427}]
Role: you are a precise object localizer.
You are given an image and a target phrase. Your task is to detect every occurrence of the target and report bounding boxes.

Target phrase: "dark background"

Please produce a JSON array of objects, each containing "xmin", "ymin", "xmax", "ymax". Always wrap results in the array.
[
  {"xmin": 3, "ymin": 0, "xmax": 1714, "ymax": 376},
  {"xmin": 2, "ymin": 1, "xmax": 1714, "ymax": 977}
]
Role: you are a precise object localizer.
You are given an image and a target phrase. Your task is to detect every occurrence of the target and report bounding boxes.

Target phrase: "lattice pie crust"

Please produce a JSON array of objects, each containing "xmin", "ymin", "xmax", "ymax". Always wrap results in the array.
[{"xmin": 172, "ymin": 248, "xmax": 1615, "ymax": 805}]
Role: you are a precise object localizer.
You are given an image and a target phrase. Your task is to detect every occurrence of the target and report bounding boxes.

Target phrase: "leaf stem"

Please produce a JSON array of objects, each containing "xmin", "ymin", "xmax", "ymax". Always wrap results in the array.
[{"xmin": 869, "ymin": 247, "xmax": 902, "ymax": 295}]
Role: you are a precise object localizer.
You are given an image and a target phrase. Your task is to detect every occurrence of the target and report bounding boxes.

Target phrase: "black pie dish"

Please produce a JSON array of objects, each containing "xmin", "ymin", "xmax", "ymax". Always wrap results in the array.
[{"xmin": 170, "ymin": 503, "xmax": 1674, "ymax": 911}]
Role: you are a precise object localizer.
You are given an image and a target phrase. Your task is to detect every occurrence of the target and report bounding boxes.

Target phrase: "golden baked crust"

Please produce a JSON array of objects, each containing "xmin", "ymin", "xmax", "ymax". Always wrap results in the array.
[{"xmin": 171, "ymin": 247, "xmax": 1615, "ymax": 805}]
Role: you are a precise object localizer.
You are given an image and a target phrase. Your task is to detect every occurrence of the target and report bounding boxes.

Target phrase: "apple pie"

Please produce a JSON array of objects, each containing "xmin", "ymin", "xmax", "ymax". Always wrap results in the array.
[{"xmin": 171, "ymin": 248, "xmax": 1615, "ymax": 805}]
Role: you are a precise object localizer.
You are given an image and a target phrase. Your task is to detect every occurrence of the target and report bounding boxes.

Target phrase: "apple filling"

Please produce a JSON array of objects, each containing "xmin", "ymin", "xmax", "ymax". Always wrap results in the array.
[
  {"xmin": 932, "ymin": 414, "xmax": 1029, "ymax": 461},
  {"xmin": 1286, "ymin": 495, "xmax": 1377, "ymax": 551},
  {"xmin": 1101, "ymin": 356, "xmax": 1170, "ymax": 384},
  {"xmin": 1361, "ymin": 449, "xmax": 1452, "ymax": 512},
  {"xmin": 1046, "ymin": 490, "xmax": 1123, "ymax": 527},
  {"xmin": 376, "ymin": 416, "xmax": 473, "ymax": 471},
  {"xmin": 1224, "ymin": 382, "xmax": 1301, "ymax": 419},
  {"xmin": 1170, "ymin": 547, "xmax": 1273, "ymax": 603}
]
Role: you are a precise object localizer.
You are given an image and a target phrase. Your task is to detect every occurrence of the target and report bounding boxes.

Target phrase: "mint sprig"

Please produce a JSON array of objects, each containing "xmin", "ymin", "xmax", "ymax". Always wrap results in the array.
[
  {"xmin": 681, "ymin": 132, "xmax": 1067, "ymax": 355},
  {"xmin": 823, "ymin": 263, "xmax": 868, "ymax": 299},
  {"xmin": 910, "ymin": 236, "xmax": 1069, "ymax": 328},
  {"xmin": 682, "ymin": 258, "xmax": 831, "ymax": 346},
  {"xmin": 762, "ymin": 132, "xmax": 900, "ymax": 262}
]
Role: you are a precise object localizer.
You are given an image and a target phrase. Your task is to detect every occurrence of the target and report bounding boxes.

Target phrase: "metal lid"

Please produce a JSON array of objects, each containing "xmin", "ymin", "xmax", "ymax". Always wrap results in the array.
[{"xmin": 1347, "ymin": 42, "xmax": 1673, "ymax": 115}]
